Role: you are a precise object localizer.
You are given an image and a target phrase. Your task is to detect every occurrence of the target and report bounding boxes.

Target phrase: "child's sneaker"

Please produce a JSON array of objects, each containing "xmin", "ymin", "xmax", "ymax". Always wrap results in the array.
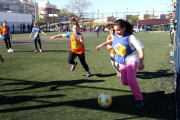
[
  {"xmin": 71, "ymin": 62, "xmax": 77, "ymax": 71},
  {"xmin": 86, "ymin": 72, "xmax": 91, "ymax": 77},
  {"xmin": 116, "ymin": 72, "xmax": 121, "ymax": 77},
  {"xmin": 135, "ymin": 100, "xmax": 145, "ymax": 109},
  {"xmin": 34, "ymin": 50, "xmax": 38, "ymax": 53},
  {"xmin": 7, "ymin": 49, "xmax": 11, "ymax": 52},
  {"xmin": 40, "ymin": 49, "xmax": 42, "ymax": 52},
  {"xmin": 9, "ymin": 48, "xmax": 13, "ymax": 52}
]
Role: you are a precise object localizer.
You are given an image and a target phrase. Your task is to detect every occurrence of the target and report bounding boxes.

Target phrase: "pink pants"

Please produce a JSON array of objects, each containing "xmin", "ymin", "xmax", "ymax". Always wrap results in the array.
[{"xmin": 120, "ymin": 61, "xmax": 143, "ymax": 101}]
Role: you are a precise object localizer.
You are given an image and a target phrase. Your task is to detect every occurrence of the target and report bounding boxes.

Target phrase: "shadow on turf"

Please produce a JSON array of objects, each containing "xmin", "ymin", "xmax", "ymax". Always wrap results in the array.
[
  {"xmin": 12, "ymin": 42, "xmax": 32, "ymax": 44},
  {"xmin": 0, "ymin": 91, "xmax": 175, "ymax": 120},
  {"xmin": 87, "ymin": 73, "xmax": 116, "ymax": 77},
  {"xmin": 42, "ymin": 50, "xmax": 90, "ymax": 52},
  {"xmin": 14, "ymin": 50, "xmax": 90, "ymax": 53},
  {"xmin": 0, "ymin": 78, "xmax": 105, "ymax": 92},
  {"xmin": 137, "ymin": 70, "xmax": 174, "ymax": 79}
]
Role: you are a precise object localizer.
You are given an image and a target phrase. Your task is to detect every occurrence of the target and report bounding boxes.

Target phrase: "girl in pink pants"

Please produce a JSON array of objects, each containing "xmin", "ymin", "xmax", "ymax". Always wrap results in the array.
[
  {"xmin": 97, "ymin": 19, "xmax": 145, "ymax": 109},
  {"xmin": 120, "ymin": 62, "xmax": 143, "ymax": 101}
]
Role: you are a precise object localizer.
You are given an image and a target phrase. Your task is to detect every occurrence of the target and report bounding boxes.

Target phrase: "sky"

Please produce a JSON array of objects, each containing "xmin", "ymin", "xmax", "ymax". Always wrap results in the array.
[{"xmin": 35, "ymin": 0, "xmax": 174, "ymax": 13}]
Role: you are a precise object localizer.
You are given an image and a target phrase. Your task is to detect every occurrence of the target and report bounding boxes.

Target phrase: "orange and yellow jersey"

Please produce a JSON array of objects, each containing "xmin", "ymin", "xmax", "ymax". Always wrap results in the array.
[
  {"xmin": 66, "ymin": 31, "xmax": 85, "ymax": 54},
  {"xmin": 0, "ymin": 26, "xmax": 10, "ymax": 39},
  {"xmin": 107, "ymin": 34, "xmax": 116, "ymax": 55}
]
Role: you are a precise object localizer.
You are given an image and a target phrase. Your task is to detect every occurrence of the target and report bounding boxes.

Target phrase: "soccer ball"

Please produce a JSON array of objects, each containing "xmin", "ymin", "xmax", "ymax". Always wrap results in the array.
[{"xmin": 98, "ymin": 93, "xmax": 112, "ymax": 108}]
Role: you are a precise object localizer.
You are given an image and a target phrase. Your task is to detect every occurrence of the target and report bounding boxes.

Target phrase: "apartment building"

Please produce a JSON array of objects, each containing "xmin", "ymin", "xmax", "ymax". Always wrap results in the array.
[
  {"xmin": 38, "ymin": 1, "xmax": 59, "ymax": 19},
  {"xmin": 0, "ymin": 0, "xmax": 38, "ymax": 21},
  {"xmin": 0, "ymin": 0, "xmax": 24, "ymax": 13},
  {"xmin": 19, "ymin": 0, "xmax": 38, "ymax": 21}
]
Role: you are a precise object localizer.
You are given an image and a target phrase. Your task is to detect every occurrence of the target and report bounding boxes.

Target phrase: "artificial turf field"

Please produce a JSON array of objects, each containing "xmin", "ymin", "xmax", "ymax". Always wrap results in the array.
[{"xmin": 0, "ymin": 32, "xmax": 176, "ymax": 120}]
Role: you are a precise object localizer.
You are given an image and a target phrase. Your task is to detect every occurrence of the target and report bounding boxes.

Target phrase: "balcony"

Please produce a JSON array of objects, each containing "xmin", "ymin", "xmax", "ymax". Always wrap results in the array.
[
  {"xmin": 26, "ymin": 6, "xmax": 35, "ymax": 11},
  {"xmin": 0, "ymin": 1, "xmax": 24, "ymax": 7},
  {"xmin": 0, "ymin": 7, "xmax": 21, "ymax": 13},
  {"xmin": 21, "ymin": 1, "xmax": 35, "ymax": 6}
]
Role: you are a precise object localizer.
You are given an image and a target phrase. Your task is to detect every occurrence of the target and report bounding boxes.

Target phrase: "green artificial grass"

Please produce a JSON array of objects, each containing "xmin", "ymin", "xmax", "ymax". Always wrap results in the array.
[{"xmin": 0, "ymin": 32, "xmax": 175, "ymax": 120}]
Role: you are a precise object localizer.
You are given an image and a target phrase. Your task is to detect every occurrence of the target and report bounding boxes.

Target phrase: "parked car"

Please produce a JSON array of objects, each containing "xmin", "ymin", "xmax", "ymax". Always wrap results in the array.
[
  {"xmin": 133, "ymin": 27, "xmax": 139, "ymax": 33},
  {"xmin": 104, "ymin": 28, "xmax": 109, "ymax": 32}
]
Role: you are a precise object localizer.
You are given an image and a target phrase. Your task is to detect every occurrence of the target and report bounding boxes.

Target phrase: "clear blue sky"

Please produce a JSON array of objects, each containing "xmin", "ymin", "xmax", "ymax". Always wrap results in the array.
[{"xmin": 37, "ymin": 0, "xmax": 174, "ymax": 13}]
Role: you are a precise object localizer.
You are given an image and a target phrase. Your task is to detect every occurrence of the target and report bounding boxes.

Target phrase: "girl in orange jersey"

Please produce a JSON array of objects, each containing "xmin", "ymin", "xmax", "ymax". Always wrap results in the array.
[
  {"xmin": 0, "ymin": 20, "xmax": 13, "ymax": 52},
  {"xmin": 96, "ymin": 26, "xmax": 120, "ymax": 76},
  {"xmin": 50, "ymin": 17, "xmax": 91, "ymax": 77},
  {"xmin": 107, "ymin": 26, "xmax": 120, "ymax": 76}
]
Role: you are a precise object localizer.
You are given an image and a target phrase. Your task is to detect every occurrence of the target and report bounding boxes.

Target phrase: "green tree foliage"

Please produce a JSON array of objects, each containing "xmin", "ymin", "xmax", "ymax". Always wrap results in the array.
[{"xmin": 129, "ymin": 16, "xmax": 139, "ymax": 23}]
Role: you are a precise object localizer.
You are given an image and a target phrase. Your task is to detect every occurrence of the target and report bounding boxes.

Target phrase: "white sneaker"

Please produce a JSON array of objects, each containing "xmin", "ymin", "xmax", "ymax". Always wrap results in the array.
[
  {"xmin": 9, "ymin": 48, "xmax": 13, "ymax": 52},
  {"xmin": 7, "ymin": 49, "xmax": 11, "ymax": 52}
]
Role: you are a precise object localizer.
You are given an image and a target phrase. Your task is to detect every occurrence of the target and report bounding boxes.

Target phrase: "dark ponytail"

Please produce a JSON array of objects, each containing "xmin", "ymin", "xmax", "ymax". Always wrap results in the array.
[
  {"xmin": 71, "ymin": 17, "xmax": 79, "ymax": 27},
  {"xmin": 114, "ymin": 19, "xmax": 133, "ymax": 34}
]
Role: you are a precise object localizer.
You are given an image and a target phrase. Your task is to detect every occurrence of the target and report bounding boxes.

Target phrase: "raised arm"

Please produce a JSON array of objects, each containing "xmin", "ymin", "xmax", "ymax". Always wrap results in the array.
[
  {"xmin": 41, "ymin": 31, "xmax": 46, "ymax": 36},
  {"xmin": 96, "ymin": 40, "xmax": 113, "ymax": 50},
  {"xmin": 50, "ymin": 34, "xmax": 67, "ymax": 40}
]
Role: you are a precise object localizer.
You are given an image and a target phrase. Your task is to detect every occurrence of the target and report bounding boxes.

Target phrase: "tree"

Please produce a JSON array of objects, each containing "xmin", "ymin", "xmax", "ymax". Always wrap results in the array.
[
  {"xmin": 37, "ymin": 17, "xmax": 46, "ymax": 23},
  {"xmin": 64, "ymin": 0, "xmax": 93, "ymax": 18},
  {"xmin": 129, "ymin": 16, "xmax": 139, "ymax": 23},
  {"xmin": 59, "ymin": 9, "xmax": 73, "ymax": 18}
]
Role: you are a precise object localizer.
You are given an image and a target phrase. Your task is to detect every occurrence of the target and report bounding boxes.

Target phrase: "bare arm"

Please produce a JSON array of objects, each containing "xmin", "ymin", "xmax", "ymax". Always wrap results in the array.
[
  {"xmin": 41, "ymin": 31, "xmax": 46, "ymax": 36},
  {"xmin": 9, "ymin": 30, "xmax": 12, "ymax": 39},
  {"xmin": 50, "ymin": 34, "xmax": 66, "ymax": 40},
  {"xmin": 75, "ymin": 38, "xmax": 84, "ymax": 46},
  {"xmin": 30, "ymin": 29, "xmax": 33, "ymax": 37},
  {"xmin": 96, "ymin": 40, "xmax": 113, "ymax": 50},
  {"xmin": 138, "ymin": 49, "xmax": 145, "ymax": 71},
  {"xmin": 107, "ymin": 46, "xmax": 112, "ymax": 50}
]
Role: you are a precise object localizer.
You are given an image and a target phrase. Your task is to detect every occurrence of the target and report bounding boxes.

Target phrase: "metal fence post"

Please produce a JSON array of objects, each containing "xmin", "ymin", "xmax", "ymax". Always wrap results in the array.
[{"xmin": 174, "ymin": 0, "xmax": 180, "ymax": 119}]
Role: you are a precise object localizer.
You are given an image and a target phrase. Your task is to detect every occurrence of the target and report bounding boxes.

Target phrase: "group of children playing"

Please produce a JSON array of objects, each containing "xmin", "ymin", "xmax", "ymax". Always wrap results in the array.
[{"xmin": 1, "ymin": 17, "xmax": 145, "ymax": 109}]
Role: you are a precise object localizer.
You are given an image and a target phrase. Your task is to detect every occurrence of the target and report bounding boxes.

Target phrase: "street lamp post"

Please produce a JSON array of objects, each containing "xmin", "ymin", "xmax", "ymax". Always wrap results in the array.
[
  {"xmin": 126, "ymin": 8, "xmax": 128, "ymax": 20},
  {"xmin": 152, "ymin": 9, "xmax": 154, "ymax": 32},
  {"xmin": 98, "ymin": 9, "xmax": 99, "ymax": 22},
  {"xmin": 34, "ymin": 0, "xmax": 36, "ymax": 22}
]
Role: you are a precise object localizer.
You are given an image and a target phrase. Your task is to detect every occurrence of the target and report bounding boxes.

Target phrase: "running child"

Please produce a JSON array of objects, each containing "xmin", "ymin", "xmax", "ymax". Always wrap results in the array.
[
  {"xmin": 30, "ymin": 22, "xmax": 46, "ymax": 53},
  {"xmin": 96, "ymin": 25, "xmax": 120, "ymax": 76},
  {"xmin": 95, "ymin": 24, "xmax": 99, "ymax": 37},
  {"xmin": 97, "ymin": 19, "xmax": 145, "ymax": 109},
  {"xmin": 0, "ymin": 20, "xmax": 13, "ymax": 52},
  {"xmin": 50, "ymin": 17, "xmax": 91, "ymax": 77}
]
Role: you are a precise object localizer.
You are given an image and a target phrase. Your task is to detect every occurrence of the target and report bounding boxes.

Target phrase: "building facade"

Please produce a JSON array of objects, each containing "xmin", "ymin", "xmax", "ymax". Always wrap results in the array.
[
  {"xmin": 38, "ymin": 1, "xmax": 59, "ymax": 20},
  {"xmin": 0, "ymin": 0, "xmax": 38, "ymax": 22},
  {"xmin": 0, "ymin": 0, "xmax": 24, "ymax": 13},
  {"xmin": 19, "ymin": 0, "xmax": 38, "ymax": 22}
]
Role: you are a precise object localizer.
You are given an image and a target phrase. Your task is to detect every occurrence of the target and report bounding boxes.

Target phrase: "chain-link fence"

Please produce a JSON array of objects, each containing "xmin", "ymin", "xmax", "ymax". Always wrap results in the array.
[
  {"xmin": 2, "ymin": 10, "xmax": 173, "ymax": 33},
  {"xmin": 56, "ymin": 11, "xmax": 172, "ymax": 32}
]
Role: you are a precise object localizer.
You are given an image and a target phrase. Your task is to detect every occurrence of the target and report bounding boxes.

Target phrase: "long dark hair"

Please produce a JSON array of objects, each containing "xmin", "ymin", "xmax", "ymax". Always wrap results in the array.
[{"xmin": 114, "ymin": 19, "xmax": 133, "ymax": 34}]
